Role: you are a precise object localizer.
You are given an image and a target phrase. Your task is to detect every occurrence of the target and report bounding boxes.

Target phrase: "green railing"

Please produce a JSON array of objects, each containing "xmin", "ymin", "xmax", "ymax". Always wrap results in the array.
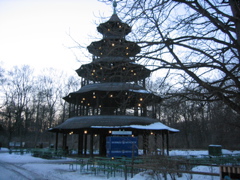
[{"xmin": 68, "ymin": 154, "xmax": 240, "ymax": 179}]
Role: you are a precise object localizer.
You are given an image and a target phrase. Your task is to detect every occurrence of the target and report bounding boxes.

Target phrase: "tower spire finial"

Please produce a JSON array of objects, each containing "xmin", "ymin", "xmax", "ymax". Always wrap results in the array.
[{"xmin": 113, "ymin": 0, "xmax": 117, "ymax": 14}]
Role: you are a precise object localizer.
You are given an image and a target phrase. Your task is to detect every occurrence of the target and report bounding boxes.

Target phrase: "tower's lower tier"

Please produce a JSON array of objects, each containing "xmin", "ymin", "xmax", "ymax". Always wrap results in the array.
[{"xmin": 49, "ymin": 115, "xmax": 178, "ymax": 134}]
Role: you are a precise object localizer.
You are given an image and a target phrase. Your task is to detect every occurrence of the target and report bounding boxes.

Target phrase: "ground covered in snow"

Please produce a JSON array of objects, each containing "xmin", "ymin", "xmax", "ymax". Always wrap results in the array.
[{"xmin": 0, "ymin": 148, "xmax": 239, "ymax": 180}]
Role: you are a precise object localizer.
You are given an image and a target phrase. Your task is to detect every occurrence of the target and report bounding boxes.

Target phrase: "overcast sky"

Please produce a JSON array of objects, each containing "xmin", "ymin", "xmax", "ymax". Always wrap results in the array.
[{"xmin": 0, "ymin": 0, "xmax": 112, "ymax": 75}]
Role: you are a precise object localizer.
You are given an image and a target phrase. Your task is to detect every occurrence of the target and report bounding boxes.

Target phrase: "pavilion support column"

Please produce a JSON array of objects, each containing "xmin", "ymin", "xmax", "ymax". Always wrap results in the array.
[
  {"xmin": 154, "ymin": 134, "xmax": 158, "ymax": 155},
  {"xmin": 73, "ymin": 104, "xmax": 76, "ymax": 116},
  {"xmin": 96, "ymin": 97, "xmax": 100, "ymax": 115},
  {"xmin": 79, "ymin": 105, "xmax": 82, "ymax": 116},
  {"xmin": 78, "ymin": 132, "xmax": 83, "ymax": 155},
  {"xmin": 84, "ymin": 134, "xmax": 87, "ymax": 155},
  {"xmin": 166, "ymin": 131, "xmax": 169, "ymax": 156},
  {"xmin": 86, "ymin": 106, "xmax": 89, "ymax": 116},
  {"xmin": 68, "ymin": 104, "xmax": 70, "ymax": 117},
  {"xmin": 76, "ymin": 101, "xmax": 79, "ymax": 116},
  {"xmin": 152, "ymin": 104, "xmax": 156, "ymax": 119},
  {"xmin": 134, "ymin": 106, "xmax": 138, "ymax": 116},
  {"xmin": 162, "ymin": 131, "xmax": 165, "ymax": 156},
  {"xmin": 142, "ymin": 106, "xmax": 147, "ymax": 116},
  {"xmin": 62, "ymin": 133, "xmax": 68, "ymax": 151},
  {"xmin": 99, "ymin": 134, "xmax": 106, "ymax": 156},
  {"xmin": 55, "ymin": 132, "xmax": 58, "ymax": 151},
  {"xmin": 90, "ymin": 132, "xmax": 94, "ymax": 158},
  {"xmin": 62, "ymin": 133, "xmax": 65, "ymax": 150},
  {"xmin": 143, "ymin": 133, "xmax": 148, "ymax": 155}
]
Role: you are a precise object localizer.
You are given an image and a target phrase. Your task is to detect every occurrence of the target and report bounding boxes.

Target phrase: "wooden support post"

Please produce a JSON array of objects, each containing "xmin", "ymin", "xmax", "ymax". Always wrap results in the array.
[
  {"xmin": 62, "ymin": 133, "xmax": 66, "ymax": 150},
  {"xmin": 55, "ymin": 132, "xmax": 58, "ymax": 151},
  {"xmin": 68, "ymin": 104, "xmax": 71, "ymax": 117},
  {"xmin": 65, "ymin": 134, "xmax": 68, "ymax": 152},
  {"xmin": 78, "ymin": 132, "xmax": 83, "ymax": 155},
  {"xmin": 84, "ymin": 134, "xmax": 87, "ymax": 155},
  {"xmin": 162, "ymin": 131, "xmax": 165, "ymax": 156},
  {"xmin": 143, "ymin": 133, "xmax": 148, "ymax": 155},
  {"xmin": 103, "ymin": 134, "xmax": 107, "ymax": 156},
  {"xmin": 90, "ymin": 132, "xmax": 94, "ymax": 157},
  {"xmin": 166, "ymin": 131, "xmax": 169, "ymax": 156},
  {"xmin": 99, "ymin": 134, "xmax": 106, "ymax": 156},
  {"xmin": 152, "ymin": 104, "xmax": 155, "ymax": 118},
  {"xmin": 76, "ymin": 101, "xmax": 79, "ymax": 116},
  {"xmin": 134, "ymin": 106, "xmax": 138, "ymax": 116},
  {"xmin": 142, "ymin": 106, "xmax": 147, "ymax": 116},
  {"xmin": 154, "ymin": 134, "xmax": 158, "ymax": 155}
]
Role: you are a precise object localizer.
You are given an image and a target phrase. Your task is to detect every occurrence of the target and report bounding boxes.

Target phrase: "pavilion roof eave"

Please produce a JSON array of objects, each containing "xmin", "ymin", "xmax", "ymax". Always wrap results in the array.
[{"xmin": 69, "ymin": 82, "xmax": 153, "ymax": 94}]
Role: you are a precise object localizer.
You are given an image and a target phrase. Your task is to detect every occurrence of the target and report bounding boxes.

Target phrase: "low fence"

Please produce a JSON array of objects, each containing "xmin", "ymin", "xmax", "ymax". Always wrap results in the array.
[
  {"xmin": 220, "ymin": 166, "xmax": 240, "ymax": 180},
  {"xmin": 8, "ymin": 148, "xmax": 30, "ymax": 155},
  {"xmin": 67, "ymin": 154, "xmax": 240, "ymax": 179},
  {"xmin": 31, "ymin": 148, "xmax": 67, "ymax": 159}
]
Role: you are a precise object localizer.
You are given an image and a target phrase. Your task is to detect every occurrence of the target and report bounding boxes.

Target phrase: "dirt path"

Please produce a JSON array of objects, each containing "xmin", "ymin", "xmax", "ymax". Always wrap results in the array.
[{"xmin": 0, "ymin": 160, "xmax": 46, "ymax": 180}]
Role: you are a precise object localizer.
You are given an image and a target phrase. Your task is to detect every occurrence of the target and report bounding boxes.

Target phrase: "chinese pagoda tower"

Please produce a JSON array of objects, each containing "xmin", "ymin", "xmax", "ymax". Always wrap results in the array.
[{"xmin": 50, "ymin": 2, "xmax": 178, "ymax": 156}]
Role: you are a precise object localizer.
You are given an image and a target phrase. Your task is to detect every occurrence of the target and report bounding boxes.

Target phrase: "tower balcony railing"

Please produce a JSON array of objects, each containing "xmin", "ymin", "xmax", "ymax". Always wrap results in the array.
[
  {"xmin": 80, "ymin": 77, "xmax": 146, "ymax": 89},
  {"xmin": 69, "ymin": 106, "xmax": 156, "ymax": 119}
]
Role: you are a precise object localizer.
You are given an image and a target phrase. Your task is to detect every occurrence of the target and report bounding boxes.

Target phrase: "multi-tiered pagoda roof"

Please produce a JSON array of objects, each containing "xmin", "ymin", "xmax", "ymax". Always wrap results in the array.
[{"xmin": 49, "ymin": 4, "xmax": 178, "ymax": 156}]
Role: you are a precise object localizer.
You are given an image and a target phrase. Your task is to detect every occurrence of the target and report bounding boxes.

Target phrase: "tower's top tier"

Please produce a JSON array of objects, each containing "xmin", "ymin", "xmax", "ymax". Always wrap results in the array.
[
  {"xmin": 87, "ymin": 13, "xmax": 140, "ymax": 58},
  {"xmin": 97, "ymin": 14, "xmax": 131, "ymax": 39}
]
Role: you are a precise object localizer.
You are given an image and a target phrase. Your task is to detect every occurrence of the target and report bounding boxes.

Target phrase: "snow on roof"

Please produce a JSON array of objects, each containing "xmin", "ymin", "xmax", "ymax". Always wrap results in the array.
[
  {"xmin": 91, "ymin": 122, "xmax": 179, "ymax": 132},
  {"xmin": 209, "ymin": 145, "xmax": 222, "ymax": 147},
  {"xmin": 129, "ymin": 89, "xmax": 151, "ymax": 94},
  {"xmin": 129, "ymin": 122, "xmax": 179, "ymax": 132},
  {"xmin": 72, "ymin": 83, "xmax": 147, "ymax": 94}
]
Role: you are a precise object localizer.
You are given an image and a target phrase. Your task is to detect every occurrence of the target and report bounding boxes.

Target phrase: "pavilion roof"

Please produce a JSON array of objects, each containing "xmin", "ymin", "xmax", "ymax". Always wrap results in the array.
[
  {"xmin": 69, "ymin": 82, "xmax": 152, "ymax": 95},
  {"xmin": 49, "ymin": 115, "xmax": 179, "ymax": 133}
]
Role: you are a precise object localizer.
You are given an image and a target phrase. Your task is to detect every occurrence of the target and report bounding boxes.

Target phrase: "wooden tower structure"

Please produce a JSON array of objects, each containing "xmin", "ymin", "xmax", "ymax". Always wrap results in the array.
[{"xmin": 49, "ymin": 2, "xmax": 179, "ymax": 156}]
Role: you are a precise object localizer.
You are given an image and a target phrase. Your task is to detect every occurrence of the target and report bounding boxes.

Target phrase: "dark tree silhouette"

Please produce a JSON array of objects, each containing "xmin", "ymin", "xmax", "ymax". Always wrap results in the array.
[{"xmin": 100, "ymin": 0, "xmax": 240, "ymax": 114}]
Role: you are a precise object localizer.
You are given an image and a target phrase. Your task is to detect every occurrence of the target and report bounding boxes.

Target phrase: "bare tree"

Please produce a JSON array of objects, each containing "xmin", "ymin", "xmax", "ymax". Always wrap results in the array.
[
  {"xmin": 0, "ymin": 64, "xmax": 81, "ymax": 147},
  {"xmin": 1, "ymin": 65, "xmax": 34, "ymax": 145},
  {"xmin": 58, "ymin": 75, "xmax": 80, "ymax": 123},
  {"xmin": 148, "ymin": 77, "xmax": 240, "ymax": 148},
  {"xmin": 100, "ymin": 0, "xmax": 240, "ymax": 114}
]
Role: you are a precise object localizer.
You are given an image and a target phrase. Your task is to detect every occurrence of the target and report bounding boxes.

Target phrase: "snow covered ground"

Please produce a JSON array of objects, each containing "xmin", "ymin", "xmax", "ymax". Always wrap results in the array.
[{"xmin": 0, "ymin": 148, "xmax": 239, "ymax": 180}]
